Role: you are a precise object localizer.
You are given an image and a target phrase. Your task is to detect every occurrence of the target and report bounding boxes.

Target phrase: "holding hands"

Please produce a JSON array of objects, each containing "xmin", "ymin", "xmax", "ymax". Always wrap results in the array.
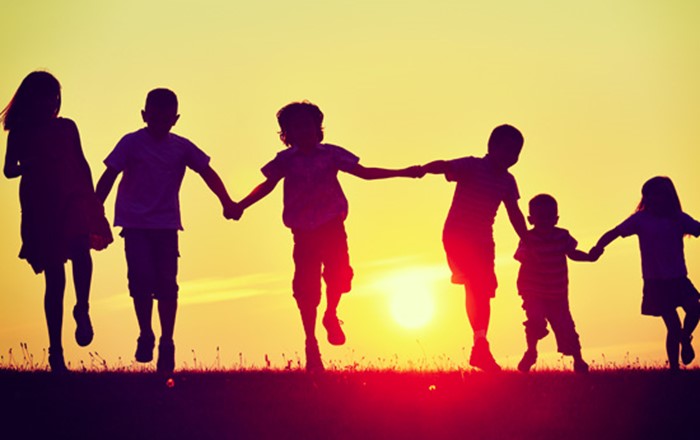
[
  {"xmin": 588, "ymin": 245, "xmax": 604, "ymax": 262},
  {"xmin": 223, "ymin": 199, "xmax": 243, "ymax": 221}
]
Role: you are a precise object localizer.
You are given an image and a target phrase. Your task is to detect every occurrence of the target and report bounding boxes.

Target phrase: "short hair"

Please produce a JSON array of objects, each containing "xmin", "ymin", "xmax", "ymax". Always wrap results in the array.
[
  {"xmin": 276, "ymin": 101, "xmax": 324, "ymax": 146},
  {"xmin": 488, "ymin": 124, "xmax": 524, "ymax": 153},
  {"xmin": 145, "ymin": 88, "xmax": 178, "ymax": 112},
  {"xmin": 529, "ymin": 193, "xmax": 558, "ymax": 218}
]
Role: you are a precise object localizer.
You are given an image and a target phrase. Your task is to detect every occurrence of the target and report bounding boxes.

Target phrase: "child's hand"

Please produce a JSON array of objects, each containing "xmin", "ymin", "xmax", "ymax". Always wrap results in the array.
[
  {"xmin": 224, "ymin": 200, "xmax": 243, "ymax": 221},
  {"xmin": 405, "ymin": 165, "xmax": 426, "ymax": 178},
  {"xmin": 90, "ymin": 233, "xmax": 112, "ymax": 251},
  {"xmin": 588, "ymin": 245, "xmax": 604, "ymax": 261}
]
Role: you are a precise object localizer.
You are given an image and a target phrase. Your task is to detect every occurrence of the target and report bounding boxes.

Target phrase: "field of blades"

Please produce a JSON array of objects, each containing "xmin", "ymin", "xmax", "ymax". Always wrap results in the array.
[{"xmin": 1, "ymin": 365, "xmax": 699, "ymax": 440}]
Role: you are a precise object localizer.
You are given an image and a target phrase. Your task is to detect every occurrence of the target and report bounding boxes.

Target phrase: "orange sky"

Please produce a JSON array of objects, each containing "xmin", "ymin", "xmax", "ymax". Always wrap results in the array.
[{"xmin": 1, "ymin": 1, "xmax": 698, "ymax": 370}]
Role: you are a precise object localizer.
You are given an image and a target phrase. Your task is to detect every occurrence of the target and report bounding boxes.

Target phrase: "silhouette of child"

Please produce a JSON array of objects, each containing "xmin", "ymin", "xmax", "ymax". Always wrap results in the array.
[
  {"xmin": 2, "ymin": 71, "xmax": 113, "ymax": 373},
  {"xmin": 236, "ymin": 101, "xmax": 423, "ymax": 372},
  {"xmin": 590, "ymin": 176, "xmax": 700, "ymax": 370},
  {"xmin": 514, "ymin": 194, "xmax": 593, "ymax": 373},
  {"xmin": 421, "ymin": 125, "xmax": 527, "ymax": 371},
  {"xmin": 95, "ymin": 88, "xmax": 238, "ymax": 373}
]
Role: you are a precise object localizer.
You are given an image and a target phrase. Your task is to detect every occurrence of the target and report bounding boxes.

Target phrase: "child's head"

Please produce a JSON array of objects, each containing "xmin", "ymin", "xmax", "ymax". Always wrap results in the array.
[
  {"xmin": 141, "ymin": 88, "xmax": 179, "ymax": 137},
  {"xmin": 1, "ymin": 71, "xmax": 61, "ymax": 131},
  {"xmin": 637, "ymin": 176, "xmax": 682, "ymax": 217},
  {"xmin": 276, "ymin": 101, "xmax": 324, "ymax": 148},
  {"xmin": 487, "ymin": 124, "xmax": 524, "ymax": 170},
  {"xmin": 528, "ymin": 194, "xmax": 559, "ymax": 229}
]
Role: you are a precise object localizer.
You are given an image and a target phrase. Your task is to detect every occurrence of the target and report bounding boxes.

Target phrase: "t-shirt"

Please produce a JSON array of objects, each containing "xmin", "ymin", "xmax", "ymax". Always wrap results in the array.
[
  {"xmin": 616, "ymin": 211, "xmax": 700, "ymax": 280},
  {"xmin": 261, "ymin": 143, "xmax": 360, "ymax": 232},
  {"xmin": 443, "ymin": 155, "xmax": 519, "ymax": 243},
  {"xmin": 104, "ymin": 128, "xmax": 210, "ymax": 230},
  {"xmin": 515, "ymin": 227, "xmax": 577, "ymax": 299}
]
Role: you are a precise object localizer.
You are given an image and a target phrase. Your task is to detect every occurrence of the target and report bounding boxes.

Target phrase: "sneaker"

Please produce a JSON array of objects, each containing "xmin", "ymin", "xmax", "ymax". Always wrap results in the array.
[
  {"xmin": 573, "ymin": 358, "xmax": 589, "ymax": 374},
  {"xmin": 48, "ymin": 347, "xmax": 68, "ymax": 374},
  {"xmin": 469, "ymin": 340, "xmax": 501, "ymax": 372},
  {"xmin": 322, "ymin": 312, "xmax": 346, "ymax": 346},
  {"xmin": 157, "ymin": 339, "xmax": 176, "ymax": 373},
  {"xmin": 681, "ymin": 335, "xmax": 695, "ymax": 365},
  {"xmin": 73, "ymin": 305, "xmax": 94, "ymax": 347},
  {"xmin": 305, "ymin": 340, "xmax": 324, "ymax": 373},
  {"xmin": 517, "ymin": 350, "xmax": 537, "ymax": 373},
  {"xmin": 135, "ymin": 333, "xmax": 155, "ymax": 363}
]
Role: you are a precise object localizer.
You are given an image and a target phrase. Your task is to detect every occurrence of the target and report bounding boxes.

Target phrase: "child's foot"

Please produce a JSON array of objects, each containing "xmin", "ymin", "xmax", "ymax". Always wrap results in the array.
[
  {"xmin": 157, "ymin": 339, "xmax": 175, "ymax": 373},
  {"xmin": 681, "ymin": 335, "xmax": 695, "ymax": 365},
  {"xmin": 305, "ymin": 340, "xmax": 324, "ymax": 373},
  {"xmin": 573, "ymin": 358, "xmax": 589, "ymax": 374},
  {"xmin": 517, "ymin": 349, "xmax": 537, "ymax": 373},
  {"xmin": 135, "ymin": 333, "xmax": 155, "ymax": 363},
  {"xmin": 48, "ymin": 347, "xmax": 68, "ymax": 374},
  {"xmin": 322, "ymin": 312, "xmax": 346, "ymax": 346},
  {"xmin": 73, "ymin": 305, "xmax": 94, "ymax": 347},
  {"xmin": 469, "ymin": 339, "xmax": 501, "ymax": 372}
]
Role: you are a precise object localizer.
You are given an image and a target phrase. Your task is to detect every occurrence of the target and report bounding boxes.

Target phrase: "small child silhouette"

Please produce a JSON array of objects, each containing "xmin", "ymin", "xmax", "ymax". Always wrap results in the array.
[
  {"xmin": 236, "ymin": 101, "xmax": 423, "ymax": 372},
  {"xmin": 590, "ymin": 176, "xmax": 700, "ymax": 370},
  {"xmin": 514, "ymin": 194, "xmax": 593, "ymax": 373},
  {"xmin": 96, "ymin": 88, "xmax": 238, "ymax": 373},
  {"xmin": 2, "ymin": 71, "xmax": 112, "ymax": 372},
  {"xmin": 421, "ymin": 125, "xmax": 527, "ymax": 371}
]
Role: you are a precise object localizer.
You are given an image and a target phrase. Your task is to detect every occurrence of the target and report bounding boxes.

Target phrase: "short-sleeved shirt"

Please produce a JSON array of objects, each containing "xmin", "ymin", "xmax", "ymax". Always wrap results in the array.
[
  {"xmin": 515, "ymin": 227, "xmax": 578, "ymax": 299},
  {"xmin": 104, "ymin": 128, "xmax": 210, "ymax": 230},
  {"xmin": 615, "ymin": 211, "xmax": 700, "ymax": 280},
  {"xmin": 261, "ymin": 143, "xmax": 360, "ymax": 232},
  {"xmin": 443, "ymin": 155, "xmax": 519, "ymax": 244}
]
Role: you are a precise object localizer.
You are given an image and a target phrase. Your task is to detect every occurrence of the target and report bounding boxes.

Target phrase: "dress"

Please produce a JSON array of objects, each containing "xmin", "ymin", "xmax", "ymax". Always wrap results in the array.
[{"xmin": 10, "ymin": 117, "xmax": 109, "ymax": 273}]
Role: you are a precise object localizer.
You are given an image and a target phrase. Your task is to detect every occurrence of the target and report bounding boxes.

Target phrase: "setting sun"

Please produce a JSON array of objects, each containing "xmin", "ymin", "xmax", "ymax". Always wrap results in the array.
[{"xmin": 373, "ymin": 266, "xmax": 443, "ymax": 329}]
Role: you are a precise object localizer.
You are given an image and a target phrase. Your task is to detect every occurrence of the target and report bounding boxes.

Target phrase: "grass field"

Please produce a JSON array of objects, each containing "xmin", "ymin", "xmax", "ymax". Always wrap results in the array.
[{"xmin": 1, "ymin": 367, "xmax": 698, "ymax": 439}]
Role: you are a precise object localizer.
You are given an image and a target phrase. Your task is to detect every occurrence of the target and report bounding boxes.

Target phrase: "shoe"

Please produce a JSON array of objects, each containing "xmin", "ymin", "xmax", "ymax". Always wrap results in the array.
[
  {"xmin": 305, "ymin": 340, "xmax": 324, "ymax": 373},
  {"xmin": 157, "ymin": 339, "xmax": 175, "ymax": 373},
  {"xmin": 573, "ymin": 358, "xmax": 589, "ymax": 374},
  {"xmin": 135, "ymin": 333, "xmax": 155, "ymax": 363},
  {"xmin": 517, "ymin": 350, "xmax": 537, "ymax": 373},
  {"xmin": 681, "ymin": 335, "xmax": 695, "ymax": 365},
  {"xmin": 48, "ymin": 347, "xmax": 68, "ymax": 374},
  {"xmin": 322, "ymin": 312, "xmax": 346, "ymax": 346},
  {"xmin": 73, "ymin": 305, "xmax": 94, "ymax": 347},
  {"xmin": 469, "ymin": 340, "xmax": 501, "ymax": 372}
]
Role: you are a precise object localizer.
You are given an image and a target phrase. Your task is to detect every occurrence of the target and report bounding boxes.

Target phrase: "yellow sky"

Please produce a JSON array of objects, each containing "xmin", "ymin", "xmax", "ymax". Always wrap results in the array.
[{"xmin": 1, "ymin": 0, "xmax": 698, "ymax": 370}]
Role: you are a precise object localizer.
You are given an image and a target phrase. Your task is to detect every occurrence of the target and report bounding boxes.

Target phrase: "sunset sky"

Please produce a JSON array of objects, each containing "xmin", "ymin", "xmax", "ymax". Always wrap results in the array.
[{"xmin": 1, "ymin": 0, "xmax": 698, "ymax": 370}]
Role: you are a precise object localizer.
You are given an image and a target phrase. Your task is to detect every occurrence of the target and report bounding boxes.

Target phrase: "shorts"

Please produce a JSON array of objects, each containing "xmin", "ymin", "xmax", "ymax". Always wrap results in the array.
[
  {"xmin": 642, "ymin": 277, "xmax": 700, "ymax": 317},
  {"xmin": 442, "ymin": 231, "xmax": 497, "ymax": 298},
  {"xmin": 522, "ymin": 296, "xmax": 581, "ymax": 355},
  {"xmin": 122, "ymin": 228, "xmax": 179, "ymax": 300},
  {"xmin": 292, "ymin": 219, "xmax": 353, "ymax": 308}
]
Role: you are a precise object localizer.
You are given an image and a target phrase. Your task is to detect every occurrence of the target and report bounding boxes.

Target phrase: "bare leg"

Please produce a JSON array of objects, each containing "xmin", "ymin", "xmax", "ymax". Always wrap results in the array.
[
  {"xmin": 71, "ymin": 248, "xmax": 92, "ymax": 309},
  {"xmin": 464, "ymin": 285, "xmax": 491, "ymax": 338},
  {"xmin": 157, "ymin": 299, "xmax": 177, "ymax": 342},
  {"xmin": 298, "ymin": 303, "xmax": 318, "ymax": 344},
  {"xmin": 133, "ymin": 297, "xmax": 154, "ymax": 338},
  {"xmin": 44, "ymin": 264, "xmax": 66, "ymax": 350},
  {"xmin": 662, "ymin": 311, "xmax": 682, "ymax": 369},
  {"xmin": 325, "ymin": 290, "xmax": 341, "ymax": 316}
]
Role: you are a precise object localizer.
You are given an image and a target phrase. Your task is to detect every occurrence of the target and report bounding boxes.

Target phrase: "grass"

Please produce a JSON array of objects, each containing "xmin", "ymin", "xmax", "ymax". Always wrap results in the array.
[{"xmin": 1, "ymin": 347, "xmax": 699, "ymax": 439}]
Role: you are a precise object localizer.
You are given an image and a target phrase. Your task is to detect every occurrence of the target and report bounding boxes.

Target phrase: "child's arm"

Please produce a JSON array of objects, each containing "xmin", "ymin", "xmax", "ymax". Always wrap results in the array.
[
  {"xmin": 589, "ymin": 227, "xmax": 623, "ymax": 261},
  {"xmin": 95, "ymin": 166, "xmax": 120, "ymax": 203},
  {"xmin": 421, "ymin": 160, "xmax": 448, "ymax": 175},
  {"xmin": 503, "ymin": 198, "xmax": 527, "ymax": 239},
  {"xmin": 197, "ymin": 165, "xmax": 240, "ymax": 220},
  {"xmin": 345, "ymin": 164, "xmax": 425, "ymax": 180},
  {"xmin": 3, "ymin": 132, "xmax": 22, "ymax": 179},
  {"xmin": 567, "ymin": 248, "xmax": 595, "ymax": 262},
  {"xmin": 238, "ymin": 176, "xmax": 281, "ymax": 211}
]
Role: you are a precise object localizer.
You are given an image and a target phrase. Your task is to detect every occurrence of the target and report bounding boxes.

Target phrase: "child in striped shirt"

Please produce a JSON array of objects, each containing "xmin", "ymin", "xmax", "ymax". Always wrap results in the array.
[{"xmin": 514, "ymin": 194, "xmax": 594, "ymax": 373}]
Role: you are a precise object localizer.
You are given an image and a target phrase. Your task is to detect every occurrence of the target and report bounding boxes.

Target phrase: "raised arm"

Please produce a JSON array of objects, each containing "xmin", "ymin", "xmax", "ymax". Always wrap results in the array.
[
  {"xmin": 504, "ymin": 198, "xmax": 527, "ymax": 239},
  {"xmin": 589, "ymin": 227, "xmax": 623, "ymax": 260},
  {"xmin": 422, "ymin": 160, "xmax": 448, "ymax": 175},
  {"xmin": 197, "ymin": 164, "xmax": 239, "ymax": 219},
  {"xmin": 567, "ymin": 248, "xmax": 595, "ymax": 262},
  {"xmin": 238, "ymin": 176, "xmax": 281, "ymax": 211},
  {"xmin": 344, "ymin": 163, "xmax": 424, "ymax": 180},
  {"xmin": 95, "ymin": 166, "xmax": 120, "ymax": 203}
]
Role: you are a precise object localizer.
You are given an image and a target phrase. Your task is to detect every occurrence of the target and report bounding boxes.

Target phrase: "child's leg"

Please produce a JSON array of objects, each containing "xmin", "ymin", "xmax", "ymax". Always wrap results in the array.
[
  {"xmin": 464, "ymin": 286, "xmax": 491, "ymax": 340},
  {"xmin": 44, "ymin": 263, "xmax": 66, "ymax": 350},
  {"xmin": 661, "ymin": 311, "xmax": 682, "ymax": 369},
  {"xmin": 157, "ymin": 299, "xmax": 177, "ymax": 342},
  {"xmin": 70, "ymin": 244, "xmax": 94, "ymax": 346},
  {"xmin": 133, "ymin": 297, "xmax": 154, "ymax": 337}
]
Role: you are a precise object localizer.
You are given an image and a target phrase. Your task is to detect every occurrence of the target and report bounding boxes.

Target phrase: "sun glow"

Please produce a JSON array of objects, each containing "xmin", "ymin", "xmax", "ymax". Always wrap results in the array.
[{"xmin": 373, "ymin": 266, "xmax": 443, "ymax": 330}]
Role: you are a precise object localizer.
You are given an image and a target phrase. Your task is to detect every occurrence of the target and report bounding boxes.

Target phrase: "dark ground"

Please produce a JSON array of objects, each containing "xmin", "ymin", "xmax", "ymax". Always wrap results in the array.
[{"xmin": 1, "ymin": 369, "xmax": 698, "ymax": 439}]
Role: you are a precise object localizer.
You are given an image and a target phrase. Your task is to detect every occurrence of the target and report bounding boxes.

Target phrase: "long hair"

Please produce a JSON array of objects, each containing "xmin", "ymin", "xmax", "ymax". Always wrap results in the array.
[
  {"xmin": 1, "ymin": 71, "xmax": 61, "ymax": 131},
  {"xmin": 636, "ymin": 176, "xmax": 682, "ymax": 218}
]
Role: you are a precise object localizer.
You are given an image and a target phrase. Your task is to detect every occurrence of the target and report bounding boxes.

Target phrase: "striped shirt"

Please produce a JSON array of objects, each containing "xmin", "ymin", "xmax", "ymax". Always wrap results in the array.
[
  {"xmin": 515, "ymin": 227, "xmax": 577, "ymax": 299},
  {"xmin": 443, "ymin": 155, "xmax": 519, "ymax": 243}
]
